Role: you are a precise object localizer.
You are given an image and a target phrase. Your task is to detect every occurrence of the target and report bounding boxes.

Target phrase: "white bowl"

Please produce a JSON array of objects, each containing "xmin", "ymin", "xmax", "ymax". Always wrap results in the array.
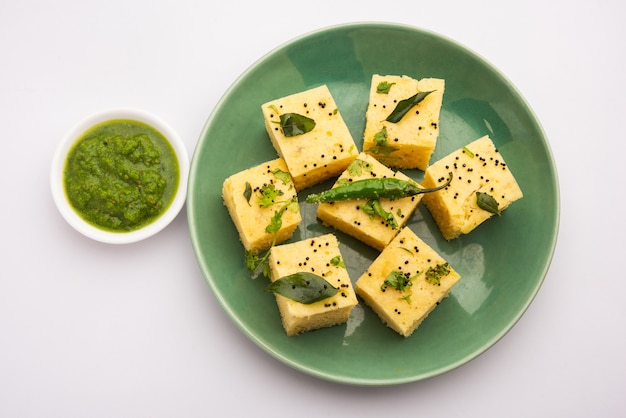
[{"xmin": 51, "ymin": 108, "xmax": 189, "ymax": 244}]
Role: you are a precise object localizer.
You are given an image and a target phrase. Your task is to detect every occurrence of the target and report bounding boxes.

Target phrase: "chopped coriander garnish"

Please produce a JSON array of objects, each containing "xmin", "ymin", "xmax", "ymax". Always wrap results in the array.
[
  {"xmin": 376, "ymin": 81, "xmax": 396, "ymax": 94},
  {"xmin": 381, "ymin": 270, "xmax": 412, "ymax": 293},
  {"xmin": 462, "ymin": 146, "xmax": 475, "ymax": 158},
  {"xmin": 333, "ymin": 178, "xmax": 350, "ymax": 188},
  {"xmin": 425, "ymin": 263, "xmax": 451, "ymax": 286},
  {"xmin": 265, "ymin": 198, "xmax": 299, "ymax": 236},
  {"xmin": 366, "ymin": 126, "xmax": 398, "ymax": 156},
  {"xmin": 271, "ymin": 168, "xmax": 291, "ymax": 185},
  {"xmin": 330, "ymin": 255, "xmax": 345, "ymax": 268},
  {"xmin": 257, "ymin": 184, "xmax": 284, "ymax": 208},
  {"xmin": 244, "ymin": 196, "xmax": 299, "ymax": 279},
  {"xmin": 268, "ymin": 104, "xmax": 280, "ymax": 115},
  {"xmin": 347, "ymin": 158, "xmax": 372, "ymax": 176},
  {"xmin": 244, "ymin": 244, "xmax": 273, "ymax": 278},
  {"xmin": 373, "ymin": 126, "xmax": 388, "ymax": 145},
  {"xmin": 381, "ymin": 270, "xmax": 415, "ymax": 303},
  {"xmin": 361, "ymin": 199, "xmax": 398, "ymax": 229}
]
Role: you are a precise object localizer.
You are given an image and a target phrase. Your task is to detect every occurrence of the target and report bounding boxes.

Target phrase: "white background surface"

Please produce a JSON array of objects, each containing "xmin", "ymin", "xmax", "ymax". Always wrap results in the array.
[{"xmin": 1, "ymin": 1, "xmax": 624, "ymax": 417}]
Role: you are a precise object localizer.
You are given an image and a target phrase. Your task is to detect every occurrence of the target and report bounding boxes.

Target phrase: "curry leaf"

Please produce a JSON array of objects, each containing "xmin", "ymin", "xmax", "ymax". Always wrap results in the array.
[
  {"xmin": 476, "ymin": 192, "xmax": 501, "ymax": 216},
  {"xmin": 386, "ymin": 90, "xmax": 434, "ymax": 123},
  {"xmin": 266, "ymin": 272, "xmax": 338, "ymax": 304},
  {"xmin": 280, "ymin": 113, "xmax": 316, "ymax": 137},
  {"xmin": 243, "ymin": 182, "xmax": 252, "ymax": 205}
]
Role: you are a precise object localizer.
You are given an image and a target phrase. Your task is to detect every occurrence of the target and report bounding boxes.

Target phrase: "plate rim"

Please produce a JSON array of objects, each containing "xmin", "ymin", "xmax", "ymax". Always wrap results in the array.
[{"xmin": 187, "ymin": 21, "xmax": 560, "ymax": 386}]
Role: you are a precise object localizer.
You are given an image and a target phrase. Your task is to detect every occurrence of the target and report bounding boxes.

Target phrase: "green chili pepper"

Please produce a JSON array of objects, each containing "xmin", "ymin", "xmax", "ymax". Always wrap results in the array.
[{"xmin": 305, "ymin": 173, "xmax": 452, "ymax": 204}]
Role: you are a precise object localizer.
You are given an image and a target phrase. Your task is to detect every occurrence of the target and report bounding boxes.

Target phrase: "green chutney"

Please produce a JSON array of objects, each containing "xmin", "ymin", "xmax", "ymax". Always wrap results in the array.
[{"xmin": 64, "ymin": 119, "xmax": 180, "ymax": 232}]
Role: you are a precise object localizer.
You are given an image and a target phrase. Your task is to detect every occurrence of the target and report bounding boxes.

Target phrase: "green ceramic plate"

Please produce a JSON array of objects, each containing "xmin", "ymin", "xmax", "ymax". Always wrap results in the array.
[{"xmin": 187, "ymin": 22, "xmax": 559, "ymax": 385}]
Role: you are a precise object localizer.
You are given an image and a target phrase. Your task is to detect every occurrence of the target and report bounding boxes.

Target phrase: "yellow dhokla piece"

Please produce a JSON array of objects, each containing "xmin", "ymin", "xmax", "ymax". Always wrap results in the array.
[
  {"xmin": 267, "ymin": 233, "xmax": 358, "ymax": 336},
  {"xmin": 222, "ymin": 158, "xmax": 301, "ymax": 255},
  {"xmin": 262, "ymin": 85, "xmax": 358, "ymax": 191},
  {"xmin": 355, "ymin": 227, "xmax": 461, "ymax": 338},
  {"xmin": 421, "ymin": 135, "xmax": 523, "ymax": 240},
  {"xmin": 315, "ymin": 153, "xmax": 422, "ymax": 251},
  {"xmin": 363, "ymin": 74, "xmax": 445, "ymax": 170}
]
